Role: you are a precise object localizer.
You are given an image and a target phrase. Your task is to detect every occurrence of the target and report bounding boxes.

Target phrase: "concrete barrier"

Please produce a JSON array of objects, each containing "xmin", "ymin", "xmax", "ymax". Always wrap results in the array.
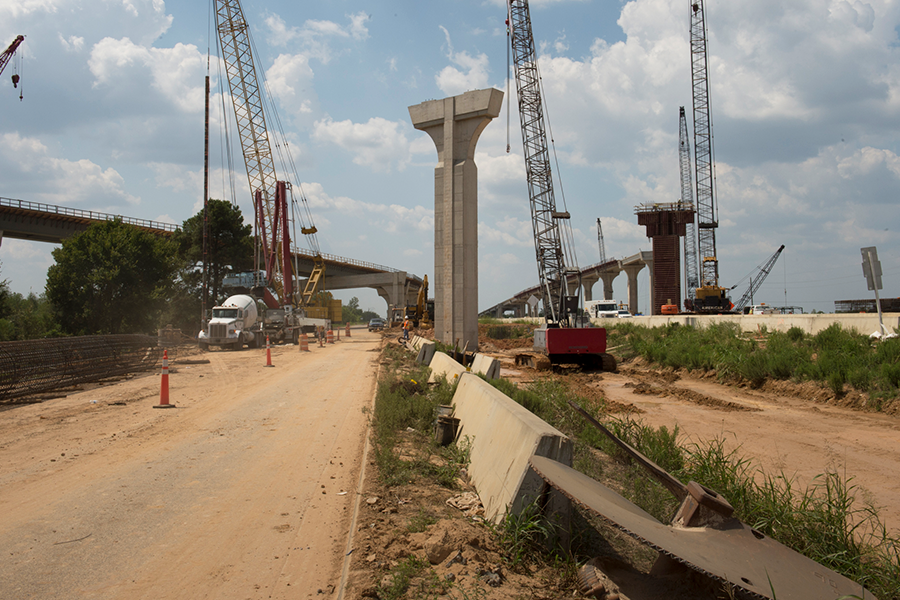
[
  {"xmin": 451, "ymin": 372, "xmax": 572, "ymax": 523},
  {"xmin": 416, "ymin": 340, "xmax": 436, "ymax": 365},
  {"xmin": 427, "ymin": 351, "xmax": 466, "ymax": 383},
  {"xmin": 470, "ymin": 353, "xmax": 500, "ymax": 380},
  {"xmin": 589, "ymin": 313, "xmax": 900, "ymax": 336}
]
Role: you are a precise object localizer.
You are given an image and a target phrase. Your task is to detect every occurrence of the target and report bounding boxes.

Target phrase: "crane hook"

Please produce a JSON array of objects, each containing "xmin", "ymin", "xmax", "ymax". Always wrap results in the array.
[{"xmin": 11, "ymin": 73, "xmax": 18, "ymax": 88}]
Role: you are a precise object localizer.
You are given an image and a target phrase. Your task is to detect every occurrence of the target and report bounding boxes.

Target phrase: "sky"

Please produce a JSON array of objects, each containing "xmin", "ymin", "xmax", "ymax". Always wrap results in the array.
[{"xmin": 2, "ymin": 0, "xmax": 899, "ymax": 317}]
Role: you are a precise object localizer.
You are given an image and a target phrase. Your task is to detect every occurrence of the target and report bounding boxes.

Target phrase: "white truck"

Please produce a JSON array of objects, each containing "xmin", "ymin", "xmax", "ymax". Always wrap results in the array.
[
  {"xmin": 199, "ymin": 294, "xmax": 332, "ymax": 350},
  {"xmin": 199, "ymin": 294, "xmax": 260, "ymax": 351},
  {"xmin": 585, "ymin": 299, "xmax": 627, "ymax": 319}
]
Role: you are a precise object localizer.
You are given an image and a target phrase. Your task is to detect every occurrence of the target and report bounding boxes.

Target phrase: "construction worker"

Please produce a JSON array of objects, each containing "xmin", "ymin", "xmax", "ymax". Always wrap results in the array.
[{"xmin": 402, "ymin": 316, "xmax": 411, "ymax": 341}]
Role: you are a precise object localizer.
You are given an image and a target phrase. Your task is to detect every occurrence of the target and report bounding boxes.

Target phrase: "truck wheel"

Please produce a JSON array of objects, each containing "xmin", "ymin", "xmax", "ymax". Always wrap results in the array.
[
  {"xmin": 233, "ymin": 341, "xmax": 242, "ymax": 351},
  {"xmin": 292, "ymin": 329, "xmax": 300, "ymax": 345}
]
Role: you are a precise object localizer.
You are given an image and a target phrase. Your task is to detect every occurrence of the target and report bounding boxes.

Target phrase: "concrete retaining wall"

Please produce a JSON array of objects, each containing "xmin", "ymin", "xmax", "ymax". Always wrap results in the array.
[{"xmin": 451, "ymin": 372, "xmax": 572, "ymax": 523}]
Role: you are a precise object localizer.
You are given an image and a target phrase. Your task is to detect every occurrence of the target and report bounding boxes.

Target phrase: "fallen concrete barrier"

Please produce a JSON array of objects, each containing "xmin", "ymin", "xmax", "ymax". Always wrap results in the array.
[{"xmin": 451, "ymin": 372, "xmax": 572, "ymax": 523}]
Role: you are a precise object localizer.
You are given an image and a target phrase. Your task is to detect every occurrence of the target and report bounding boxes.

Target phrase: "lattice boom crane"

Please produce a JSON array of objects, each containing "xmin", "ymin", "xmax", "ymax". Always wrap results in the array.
[
  {"xmin": 690, "ymin": 0, "xmax": 732, "ymax": 312},
  {"xmin": 507, "ymin": 0, "xmax": 616, "ymax": 371},
  {"xmin": 214, "ymin": 0, "xmax": 322, "ymax": 309}
]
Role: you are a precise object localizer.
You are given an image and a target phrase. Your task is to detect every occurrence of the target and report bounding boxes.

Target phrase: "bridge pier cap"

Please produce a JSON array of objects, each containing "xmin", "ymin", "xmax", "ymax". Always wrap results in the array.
[{"xmin": 409, "ymin": 88, "xmax": 503, "ymax": 351}]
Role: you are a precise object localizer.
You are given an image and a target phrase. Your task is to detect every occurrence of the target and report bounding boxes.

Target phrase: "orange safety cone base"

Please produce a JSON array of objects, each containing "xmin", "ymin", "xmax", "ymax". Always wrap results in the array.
[
  {"xmin": 155, "ymin": 350, "xmax": 175, "ymax": 408},
  {"xmin": 265, "ymin": 336, "xmax": 275, "ymax": 367}
]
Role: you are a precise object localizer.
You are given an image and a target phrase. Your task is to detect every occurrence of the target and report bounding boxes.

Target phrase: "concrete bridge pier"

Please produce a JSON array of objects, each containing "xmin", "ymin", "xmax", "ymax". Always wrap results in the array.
[
  {"xmin": 599, "ymin": 271, "xmax": 619, "ymax": 301},
  {"xmin": 623, "ymin": 264, "xmax": 644, "ymax": 315},
  {"xmin": 409, "ymin": 88, "xmax": 503, "ymax": 350},
  {"xmin": 581, "ymin": 273, "xmax": 599, "ymax": 302}
]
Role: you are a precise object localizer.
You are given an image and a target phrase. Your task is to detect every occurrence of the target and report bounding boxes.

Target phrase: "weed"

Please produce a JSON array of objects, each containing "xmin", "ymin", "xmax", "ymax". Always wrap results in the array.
[
  {"xmin": 407, "ymin": 508, "xmax": 437, "ymax": 533},
  {"xmin": 376, "ymin": 556, "xmax": 446, "ymax": 600},
  {"xmin": 496, "ymin": 499, "xmax": 551, "ymax": 569}
]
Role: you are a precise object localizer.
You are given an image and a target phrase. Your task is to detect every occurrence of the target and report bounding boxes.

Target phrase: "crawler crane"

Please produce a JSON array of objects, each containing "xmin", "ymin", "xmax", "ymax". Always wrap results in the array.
[
  {"xmin": 690, "ymin": 1, "xmax": 732, "ymax": 312},
  {"xmin": 507, "ymin": 0, "xmax": 615, "ymax": 370}
]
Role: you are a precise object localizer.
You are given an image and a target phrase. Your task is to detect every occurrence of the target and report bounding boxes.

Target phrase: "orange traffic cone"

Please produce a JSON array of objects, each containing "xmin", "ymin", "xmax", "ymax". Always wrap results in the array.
[
  {"xmin": 326, "ymin": 329, "xmax": 334, "ymax": 344},
  {"xmin": 299, "ymin": 332, "xmax": 310, "ymax": 352},
  {"xmin": 345, "ymin": 323, "xmax": 351, "ymax": 337},
  {"xmin": 265, "ymin": 335, "xmax": 274, "ymax": 367},
  {"xmin": 154, "ymin": 350, "xmax": 175, "ymax": 409}
]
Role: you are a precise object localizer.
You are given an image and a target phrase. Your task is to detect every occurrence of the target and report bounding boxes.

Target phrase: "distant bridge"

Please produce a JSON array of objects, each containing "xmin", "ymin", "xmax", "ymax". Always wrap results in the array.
[
  {"xmin": 480, "ymin": 251, "xmax": 653, "ymax": 317},
  {"xmin": 0, "ymin": 196, "xmax": 422, "ymax": 311}
]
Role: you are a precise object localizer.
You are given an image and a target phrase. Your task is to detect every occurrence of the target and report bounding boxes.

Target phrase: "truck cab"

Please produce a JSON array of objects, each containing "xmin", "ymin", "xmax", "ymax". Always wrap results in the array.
[{"xmin": 198, "ymin": 295, "xmax": 260, "ymax": 351}]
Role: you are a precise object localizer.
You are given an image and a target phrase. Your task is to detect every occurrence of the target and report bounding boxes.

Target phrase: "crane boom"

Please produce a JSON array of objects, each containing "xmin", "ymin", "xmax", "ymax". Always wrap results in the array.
[
  {"xmin": 0, "ymin": 35, "xmax": 24, "ymax": 77},
  {"xmin": 507, "ymin": 0, "xmax": 578, "ymax": 325},
  {"xmin": 596, "ymin": 218, "xmax": 607, "ymax": 265},
  {"xmin": 733, "ymin": 245, "xmax": 785, "ymax": 311},
  {"xmin": 214, "ymin": 0, "xmax": 323, "ymax": 309},
  {"xmin": 690, "ymin": 1, "xmax": 731, "ymax": 311},
  {"xmin": 679, "ymin": 107, "xmax": 699, "ymax": 303}
]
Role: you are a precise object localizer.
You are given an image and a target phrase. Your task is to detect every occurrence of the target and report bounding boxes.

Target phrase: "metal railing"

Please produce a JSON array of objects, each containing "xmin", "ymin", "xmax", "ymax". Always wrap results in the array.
[
  {"xmin": 0, "ymin": 335, "xmax": 161, "ymax": 403},
  {"xmin": 290, "ymin": 245, "xmax": 401, "ymax": 274},
  {"xmin": 0, "ymin": 196, "xmax": 180, "ymax": 233}
]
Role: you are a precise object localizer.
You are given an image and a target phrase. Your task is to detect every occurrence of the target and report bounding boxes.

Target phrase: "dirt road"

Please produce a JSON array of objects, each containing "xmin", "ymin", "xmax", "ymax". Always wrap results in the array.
[{"xmin": 0, "ymin": 329, "xmax": 380, "ymax": 600}]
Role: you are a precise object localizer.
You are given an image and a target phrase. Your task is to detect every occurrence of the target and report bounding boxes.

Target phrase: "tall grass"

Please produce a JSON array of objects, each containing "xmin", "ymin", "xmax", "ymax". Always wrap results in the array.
[
  {"xmin": 488, "ymin": 370, "xmax": 900, "ymax": 599},
  {"xmin": 372, "ymin": 344, "xmax": 464, "ymax": 488},
  {"xmin": 612, "ymin": 322, "xmax": 900, "ymax": 407}
]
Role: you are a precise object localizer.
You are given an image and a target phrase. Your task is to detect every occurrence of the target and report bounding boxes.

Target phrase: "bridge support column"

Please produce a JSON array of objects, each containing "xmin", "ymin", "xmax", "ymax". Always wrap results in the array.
[
  {"xmin": 372, "ymin": 271, "xmax": 409, "ymax": 319},
  {"xmin": 599, "ymin": 271, "xmax": 620, "ymax": 301},
  {"xmin": 409, "ymin": 88, "xmax": 503, "ymax": 351},
  {"xmin": 581, "ymin": 273, "xmax": 599, "ymax": 302},
  {"xmin": 623, "ymin": 264, "xmax": 645, "ymax": 315}
]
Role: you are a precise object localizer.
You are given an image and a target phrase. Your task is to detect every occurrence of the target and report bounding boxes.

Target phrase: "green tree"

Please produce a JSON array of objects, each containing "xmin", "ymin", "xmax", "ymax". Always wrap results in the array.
[
  {"xmin": 175, "ymin": 199, "xmax": 253, "ymax": 309},
  {"xmin": 46, "ymin": 219, "xmax": 178, "ymax": 335}
]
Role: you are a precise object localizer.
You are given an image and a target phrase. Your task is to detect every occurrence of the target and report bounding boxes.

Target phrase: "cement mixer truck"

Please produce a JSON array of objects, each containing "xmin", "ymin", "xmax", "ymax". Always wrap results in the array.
[
  {"xmin": 198, "ymin": 295, "xmax": 260, "ymax": 351},
  {"xmin": 199, "ymin": 294, "xmax": 332, "ymax": 350}
]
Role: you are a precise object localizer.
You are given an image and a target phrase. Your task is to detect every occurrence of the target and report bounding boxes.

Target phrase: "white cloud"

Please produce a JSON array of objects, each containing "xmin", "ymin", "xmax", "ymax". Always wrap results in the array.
[
  {"xmin": 301, "ymin": 182, "xmax": 432, "ymax": 234},
  {"xmin": 88, "ymin": 37, "xmax": 204, "ymax": 113},
  {"xmin": 312, "ymin": 117, "xmax": 412, "ymax": 172},
  {"xmin": 265, "ymin": 53, "xmax": 317, "ymax": 118},
  {"xmin": 58, "ymin": 33, "xmax": 84, "ymax": 52},
  {"xmin": 435, "ymin": 26, "xmax": 491, "ymax": 96},
  {"xmin": 264, "ymin": 12, "xmax": 369, "ymax": 63},
  {"xmin": 0, "ymin": 133, "xmax": 140, "ymax": 207}
]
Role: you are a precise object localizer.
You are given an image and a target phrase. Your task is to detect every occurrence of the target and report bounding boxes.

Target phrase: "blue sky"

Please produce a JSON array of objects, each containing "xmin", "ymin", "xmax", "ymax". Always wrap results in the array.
[{"xmin": 2, "ymin": 0, "xmax": 899, "ymax": 316}]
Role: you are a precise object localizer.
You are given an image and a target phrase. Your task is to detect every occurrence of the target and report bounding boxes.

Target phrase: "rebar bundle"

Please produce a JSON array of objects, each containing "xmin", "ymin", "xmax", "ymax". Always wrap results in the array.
[{"xmin": 0, "ymin": 335, "xmax": 161, "ymax": 403}]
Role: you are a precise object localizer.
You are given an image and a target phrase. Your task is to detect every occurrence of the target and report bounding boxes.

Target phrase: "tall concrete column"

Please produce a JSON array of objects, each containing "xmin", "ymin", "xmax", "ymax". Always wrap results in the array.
[
  {"xmin": 409, "ymin": 88, "xmax": 503, "ymax": 350},
  {"xmin": 599, "ymin": 271, "xmax": 620, "ymax": 301},
  {"xmin": 623, "ymin": 264, "xmax": 644, "ymax": 315}
]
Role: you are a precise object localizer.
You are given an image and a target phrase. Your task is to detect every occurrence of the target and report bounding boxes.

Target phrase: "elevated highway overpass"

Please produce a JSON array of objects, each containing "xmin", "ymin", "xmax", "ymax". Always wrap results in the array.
[
  {"xmin": 480, "ymin": 251, "xmax": 653, "ymax": 317},
  {"xmin": 0, "ymin": 196, "xmax": 423, "ymax": 312}
]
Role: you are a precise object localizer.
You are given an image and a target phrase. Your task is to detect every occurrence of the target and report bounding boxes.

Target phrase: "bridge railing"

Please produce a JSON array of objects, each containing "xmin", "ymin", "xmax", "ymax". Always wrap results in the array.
[
  {"xmin": 0, "ymin": 196, "xmax": 180, "ymax": 233},
  {"xmin": 290, "ymin": 245, "xmax": 401, "ymax": 275}
]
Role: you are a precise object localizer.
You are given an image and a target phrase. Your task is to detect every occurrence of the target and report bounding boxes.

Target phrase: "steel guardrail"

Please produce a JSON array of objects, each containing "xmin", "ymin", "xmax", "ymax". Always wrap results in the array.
[{"xmin": 0, "ymin": 196, "xmax": 180, "ymax": 233}]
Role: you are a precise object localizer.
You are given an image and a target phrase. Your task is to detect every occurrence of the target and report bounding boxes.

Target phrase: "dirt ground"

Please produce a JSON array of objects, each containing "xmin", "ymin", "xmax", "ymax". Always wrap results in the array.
[
  {"xmin": 3, "ymin": 325, "xmax": 898, "ymax": 600},
  {"xmin": 0, "ymin": 329, "xmax": 381, "ymax": 600},
  {"xmin": 341, "ymin": 327, "xmax": 900, "ymax": 600}
]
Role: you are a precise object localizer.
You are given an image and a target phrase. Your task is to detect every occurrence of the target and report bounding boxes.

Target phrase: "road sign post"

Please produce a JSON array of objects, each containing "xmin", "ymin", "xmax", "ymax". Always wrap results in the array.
[{"xmin": 860, "ymin": 246, "xmax": 886, "ymax": 336}]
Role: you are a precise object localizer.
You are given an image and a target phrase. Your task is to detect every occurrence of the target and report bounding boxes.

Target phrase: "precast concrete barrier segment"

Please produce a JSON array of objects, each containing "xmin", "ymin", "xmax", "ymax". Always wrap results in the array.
[
  {"xmin": 0, "ymin": 335, "xmax": 161, "ymax": 403},
  {"xmin": 427, "ymin": 351, "xmax": 466, "ymax": 383},
  {"xmin": 451, "ymin": 372, "xmax": 573, "ymax": 523},
  {"xmin": 469, "ymin": 354, "xmax": 500, "ymax": 380}
]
